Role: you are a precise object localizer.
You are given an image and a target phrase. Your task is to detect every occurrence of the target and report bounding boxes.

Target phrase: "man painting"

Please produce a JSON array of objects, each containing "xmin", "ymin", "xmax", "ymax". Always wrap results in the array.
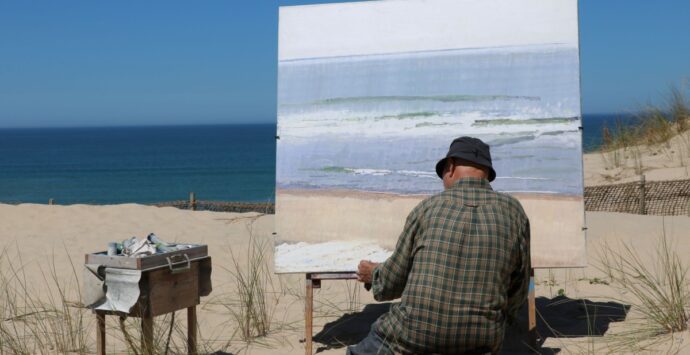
[{"xmin": 351, "ymin": 137, "xmax": 531, "ymax": 354}]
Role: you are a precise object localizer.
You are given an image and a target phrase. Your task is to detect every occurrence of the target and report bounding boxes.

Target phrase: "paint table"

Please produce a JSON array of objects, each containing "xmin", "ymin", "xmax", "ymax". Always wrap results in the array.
[{"xmin": 84, "ymin": 246, "xmax": 212, "ymax": 355}]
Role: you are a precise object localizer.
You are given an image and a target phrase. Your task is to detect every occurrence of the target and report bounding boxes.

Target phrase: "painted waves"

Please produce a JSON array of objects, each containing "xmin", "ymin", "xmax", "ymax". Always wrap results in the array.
[{"xmin": 277, "ymin": 44, "xmax": 583, "ymax": 196}]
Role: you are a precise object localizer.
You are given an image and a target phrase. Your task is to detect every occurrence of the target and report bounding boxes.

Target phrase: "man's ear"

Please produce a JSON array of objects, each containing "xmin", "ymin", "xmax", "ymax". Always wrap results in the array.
[{"xmin": 446, "ymin": 160, "xmax": 456, "ymax": 178}]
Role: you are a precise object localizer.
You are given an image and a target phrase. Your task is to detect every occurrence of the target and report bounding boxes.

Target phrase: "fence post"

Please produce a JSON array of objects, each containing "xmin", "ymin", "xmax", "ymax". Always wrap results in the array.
[
  {"xmin": 638, "ymin": 175, "xmax": 646, "ymax": 215},
  {"xmin": 189, "ymin": 192, "xmax": 196, "ymax": 211}
]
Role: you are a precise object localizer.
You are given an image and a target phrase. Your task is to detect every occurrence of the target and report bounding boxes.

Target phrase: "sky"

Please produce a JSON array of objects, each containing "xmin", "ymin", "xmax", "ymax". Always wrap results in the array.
[{"xmin": 0, "ymin": 0, "xmax": 688, "ymax": 128}]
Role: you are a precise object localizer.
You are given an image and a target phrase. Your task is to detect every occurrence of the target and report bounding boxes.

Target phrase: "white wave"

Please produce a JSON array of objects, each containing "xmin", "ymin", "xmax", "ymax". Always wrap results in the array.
[
  {"xmin": 495, "ymin": 176, "xmax": 551, "ymax": 181},
  {"xmin": 501, "ymin": 190, "xmax": 561, "ymax": 194},
  {"xmin": 398, "ymin": 170, "xmax": 437, "ymax": 179},
  {"xmin": 349, "ymin": 168, "xmax": 392, "ymax": 176},
  {"xmin": 278, "ymin": 109, "xmax": 580, "ymax": 139}
]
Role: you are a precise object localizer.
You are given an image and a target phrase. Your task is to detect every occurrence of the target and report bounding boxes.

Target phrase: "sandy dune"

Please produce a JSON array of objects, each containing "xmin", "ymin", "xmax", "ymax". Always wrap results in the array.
[{"xmin": 584, "ymin": 130, "xmax": 690, "ymax": 185}]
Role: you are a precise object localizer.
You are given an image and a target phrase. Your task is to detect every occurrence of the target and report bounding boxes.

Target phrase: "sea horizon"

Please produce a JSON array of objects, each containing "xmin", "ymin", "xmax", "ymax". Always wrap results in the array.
[{"xmin": 0, "ymin": 116, "xmax": 635, "ymax": 205}]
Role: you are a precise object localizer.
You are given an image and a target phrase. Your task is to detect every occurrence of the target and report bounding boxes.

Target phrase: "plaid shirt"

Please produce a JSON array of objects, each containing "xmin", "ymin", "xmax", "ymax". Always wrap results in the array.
[{"xmin": 371, "ymin": 177, "xmax": 531, "ymax": 354}]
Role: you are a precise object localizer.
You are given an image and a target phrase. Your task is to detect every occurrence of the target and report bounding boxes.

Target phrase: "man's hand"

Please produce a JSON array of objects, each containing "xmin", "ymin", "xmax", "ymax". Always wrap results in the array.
[{"xmin": 356, "ymin": 260, "xmax": 379, "ymax": 284}]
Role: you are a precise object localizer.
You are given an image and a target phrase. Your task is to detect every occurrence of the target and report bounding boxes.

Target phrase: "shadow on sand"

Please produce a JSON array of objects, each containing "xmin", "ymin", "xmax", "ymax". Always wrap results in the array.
[{"xmin": 313, "ymin": 296, "xmax": 630, "ymax": 354}]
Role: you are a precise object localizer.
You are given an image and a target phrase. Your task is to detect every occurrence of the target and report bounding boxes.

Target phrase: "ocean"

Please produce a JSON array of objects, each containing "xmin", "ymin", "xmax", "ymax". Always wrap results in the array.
[
  {"xmin": 0, "ymin": 124, "xmax": 276, "ymax": 204},
  {"xmin": 0, "ymin": 115, "xmax": 631, "ymax": 205}
]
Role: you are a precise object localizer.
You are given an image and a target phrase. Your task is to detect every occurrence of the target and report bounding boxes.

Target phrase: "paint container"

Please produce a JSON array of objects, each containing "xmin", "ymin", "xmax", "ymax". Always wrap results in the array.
[{"xmin": 107, "ymin": 242, "xmax": 118, "ymax": 256}]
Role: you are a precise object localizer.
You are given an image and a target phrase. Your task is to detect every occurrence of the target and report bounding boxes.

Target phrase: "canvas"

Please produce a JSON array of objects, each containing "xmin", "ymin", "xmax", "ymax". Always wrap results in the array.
[{"xmin": 275, "ymin": 0, "xmax": 585, "ymax": 273}]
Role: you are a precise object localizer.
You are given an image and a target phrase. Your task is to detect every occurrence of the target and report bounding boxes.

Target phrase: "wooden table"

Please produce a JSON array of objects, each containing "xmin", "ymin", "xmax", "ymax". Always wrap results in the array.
[{"xmin": 89, "ymin": 255, "xmax": 211, "ymax": 355}]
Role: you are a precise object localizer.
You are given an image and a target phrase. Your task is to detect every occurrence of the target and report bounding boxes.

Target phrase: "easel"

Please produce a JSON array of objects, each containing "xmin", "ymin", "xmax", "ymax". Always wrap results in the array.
[
  {"xmin": 303, "ymin": 269, "xmax": 538, "ymax": 355},
  {"xmin": 304, "ymin": 272, "xmax": 358, "ymax": 355}
]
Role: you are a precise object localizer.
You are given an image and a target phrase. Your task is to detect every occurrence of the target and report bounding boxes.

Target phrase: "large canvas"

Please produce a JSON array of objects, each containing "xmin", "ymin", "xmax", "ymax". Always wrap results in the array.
[{"xmin": 275, "ymin": 0, "xmax": 585, "ymax": 273}]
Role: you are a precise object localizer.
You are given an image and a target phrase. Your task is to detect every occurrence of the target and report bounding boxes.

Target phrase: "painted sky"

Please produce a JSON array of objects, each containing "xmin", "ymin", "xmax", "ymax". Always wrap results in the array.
[{"xmin": 1, "ymin": 0, "xmax": 689, "ymax": 128}]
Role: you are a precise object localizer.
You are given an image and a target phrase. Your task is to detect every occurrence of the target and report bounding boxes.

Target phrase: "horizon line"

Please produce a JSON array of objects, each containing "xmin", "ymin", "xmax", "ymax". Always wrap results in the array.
[{"xmin": 0, "ymin": 121, "xmax": 278, "ymax": 130}]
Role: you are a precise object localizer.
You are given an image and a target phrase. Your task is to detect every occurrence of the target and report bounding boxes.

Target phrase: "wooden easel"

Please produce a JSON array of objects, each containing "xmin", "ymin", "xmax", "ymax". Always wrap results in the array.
[
  {"xmin": 304, "ymin": 272, "xmax": 358, "ymax": 355},
  {"xmin": 302, "ymin": 268, "xmax": 538, "ymax": 355}
]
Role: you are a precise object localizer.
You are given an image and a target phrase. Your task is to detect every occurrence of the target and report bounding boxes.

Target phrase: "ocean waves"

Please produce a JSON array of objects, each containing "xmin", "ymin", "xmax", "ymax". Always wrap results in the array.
[
  {"xmin": 308, "ymin": 94, "xmax": 540, "ymax": 106},
  {"xmin": 278, "ymin": 109, "xmax": 581, "ymax": 144},
  {"xmin": 276, "ymin": 44, "xmax": 583, "ymax": 196},
  {"xmin": 313, "ymin": 166, "xmax": 438, "ymax": 179}
]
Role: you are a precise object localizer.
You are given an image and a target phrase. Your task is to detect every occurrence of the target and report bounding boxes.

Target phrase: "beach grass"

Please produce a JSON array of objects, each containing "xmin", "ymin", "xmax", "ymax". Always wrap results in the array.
[
  {"xmin": 0, "ymin": 247, "xmax": 91, "ymax": 354},
  {"xmin": 219, "ymin": 220, "xmax": 280, "ymax": 342},
  {"xmin": 595, "ymin": 224, "xmax": 689, "ymax": 351},
  {"xmin": 599, "ymin": 84, "xmax": 690, "ymax": 171}
]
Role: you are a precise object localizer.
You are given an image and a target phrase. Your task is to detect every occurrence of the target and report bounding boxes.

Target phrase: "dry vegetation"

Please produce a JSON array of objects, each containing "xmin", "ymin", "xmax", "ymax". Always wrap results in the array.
[
  {"xmin": 600, "ymin": 85, "xmax": 690, "ymax": 173},
  {"xmin": 0, "ymin": 248, "xmax": 91, "ymax": 354},
  {"xmin": 595, "ymin": 229, "xmax": 690, "ymax": 353}
]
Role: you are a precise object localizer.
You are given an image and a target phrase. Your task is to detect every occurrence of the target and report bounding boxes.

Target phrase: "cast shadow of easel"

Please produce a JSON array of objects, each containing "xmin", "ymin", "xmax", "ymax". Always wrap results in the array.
[{"xmin": 313, "ymin": 296, "xmax": 630, "ymax": 354}]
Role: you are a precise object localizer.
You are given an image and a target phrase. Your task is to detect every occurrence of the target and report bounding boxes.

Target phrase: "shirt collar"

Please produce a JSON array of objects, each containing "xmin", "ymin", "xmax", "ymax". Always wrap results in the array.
[{"xmin": 450, "ymin": 177, "xmax": 493, "ymax": 190}]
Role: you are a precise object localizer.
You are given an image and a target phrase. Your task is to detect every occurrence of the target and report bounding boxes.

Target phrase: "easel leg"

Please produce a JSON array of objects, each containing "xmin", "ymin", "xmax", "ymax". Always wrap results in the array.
[
  {"xmin": 305, "ymin": 274, "xmax": 314, "ymax": 355},
  {"xmin": 528, "ymin": 268, "xmax": 537, "ymax": 349},
  {"xmin": 188, "ymin": 306, "xmax": 197, "ymax": 355},
  {"xmin": 96, "ymin": 312, "xmax": 106, "ymax": 355},
  {"xmin": 142, "ymin": 315, "xmax": 154, "ymax": 355}
]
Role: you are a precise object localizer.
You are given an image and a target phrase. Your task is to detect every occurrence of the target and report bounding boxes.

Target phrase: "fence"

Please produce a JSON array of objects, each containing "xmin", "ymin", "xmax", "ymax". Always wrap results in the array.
[
  {"xmin": 584, "ymin": 176, "xmax": 690, "ymax": 216},
  {"xmin": 154, "ymin": 192, "xmax": 274, "ymax": 214},
  {"xmin": 154, "ymin": 200, "xmax": 274, "ymax": 214}
]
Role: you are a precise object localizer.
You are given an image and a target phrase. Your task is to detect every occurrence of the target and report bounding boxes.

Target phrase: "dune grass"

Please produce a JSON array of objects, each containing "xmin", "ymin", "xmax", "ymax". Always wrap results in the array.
[
  {"xmin": 0, "ymin": 247, "xmax": 92, "ymax": 354},
  {"xmin": 595, "ymin": 223, "xmax": 689, "ymax": 352},
  {"xmin": 217, "ymin": 220, "xmax": 281, "ymax": 343},
  {"xmin": 0, "ymin": 234, "xmax": 286, "ymax": 354},
  {"xmin": 600, "ymin": 84, "xmax": 690, "ymax": 171}
]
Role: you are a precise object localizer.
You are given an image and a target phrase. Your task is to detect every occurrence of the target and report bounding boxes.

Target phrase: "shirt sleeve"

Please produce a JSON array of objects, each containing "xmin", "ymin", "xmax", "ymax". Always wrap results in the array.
[
  {"xmin": 505, "ymin": 216, "xmax": 531, "ymax": 324},
  {"xmin": 371, "ymin": 204, "xmax": 423, "ymax": 302}
]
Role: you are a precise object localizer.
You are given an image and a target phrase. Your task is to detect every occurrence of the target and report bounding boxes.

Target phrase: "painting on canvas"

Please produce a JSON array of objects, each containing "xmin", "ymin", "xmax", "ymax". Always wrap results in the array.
[{"xmin": 275, "ymin": 0, "xmax": 585, "ymax": 273}]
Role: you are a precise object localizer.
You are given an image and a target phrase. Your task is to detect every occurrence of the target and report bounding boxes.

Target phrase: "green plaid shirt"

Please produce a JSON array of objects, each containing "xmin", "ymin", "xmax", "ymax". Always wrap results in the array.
[{"xmin": 371, "ymin": 177, "xmax": 531, "ymax": 354}]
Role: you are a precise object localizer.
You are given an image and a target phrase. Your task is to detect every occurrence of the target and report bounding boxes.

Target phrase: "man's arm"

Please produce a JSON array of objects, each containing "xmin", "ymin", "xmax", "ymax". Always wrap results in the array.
[
  {"xmin": 366, "ymin": 205, "xmax": 422, "ymax": 302},
  {"xmin": 506, "ymin": 217, "xmax": 531, "ymax": 324}
]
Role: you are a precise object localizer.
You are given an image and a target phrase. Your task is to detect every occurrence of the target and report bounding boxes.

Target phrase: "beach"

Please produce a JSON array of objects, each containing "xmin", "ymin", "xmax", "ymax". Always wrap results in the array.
[
  {"xmin": 1, "ymin": 126, "xmax": 689, "ymax": 354},
  {"xmin": 1, "ymin": 203, "xmax": 689, "ymax": 353}
]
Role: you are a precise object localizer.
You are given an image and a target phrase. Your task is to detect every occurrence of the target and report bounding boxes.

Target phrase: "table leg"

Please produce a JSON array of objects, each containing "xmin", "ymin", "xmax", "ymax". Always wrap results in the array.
[
  {"xmin": 141, "ymin": 315, "xmax": 154, "ymax": 355},
  {"xmin": 188, "ymin": 306, "xmax": 197, "ymax": 355},
  {"xmin": 305, "ymin": 274, "xmax": 314, "ymax": 355},
  {"xmin": 528, "ymin": 268, "xmax": 537, "ymax": 349},
  {"xmin": 96, "ymin": 312, "xmax": 106, "ymax": 355}
]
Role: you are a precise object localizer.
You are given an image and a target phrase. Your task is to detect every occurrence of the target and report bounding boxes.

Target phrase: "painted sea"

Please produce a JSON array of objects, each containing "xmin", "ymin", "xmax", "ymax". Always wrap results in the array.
[{"xmin": 278, "ymin": 44, "xmax": 585, "ymax": 196}]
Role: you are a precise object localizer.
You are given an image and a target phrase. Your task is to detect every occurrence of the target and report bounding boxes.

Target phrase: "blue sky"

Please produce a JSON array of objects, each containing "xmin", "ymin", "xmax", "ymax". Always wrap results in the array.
[{"xmin": 0, "ymin": 1, "xmax": 688, "ymax": 128}]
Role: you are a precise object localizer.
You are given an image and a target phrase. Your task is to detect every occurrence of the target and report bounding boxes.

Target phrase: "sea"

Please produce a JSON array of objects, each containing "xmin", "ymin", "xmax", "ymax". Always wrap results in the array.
[{"xmin": 0, "ymin": 115, "xmax": 634, "ymax": 205}]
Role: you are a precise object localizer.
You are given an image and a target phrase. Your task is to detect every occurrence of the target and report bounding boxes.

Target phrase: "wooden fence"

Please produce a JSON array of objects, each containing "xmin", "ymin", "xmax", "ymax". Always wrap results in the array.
[
  {"xmin": 584, "ymin": 176, "xmax": 690, "ymax": 216},
  {"xmin": 154, "ymin": 192, "xmax": 274, "ymax": 214}
]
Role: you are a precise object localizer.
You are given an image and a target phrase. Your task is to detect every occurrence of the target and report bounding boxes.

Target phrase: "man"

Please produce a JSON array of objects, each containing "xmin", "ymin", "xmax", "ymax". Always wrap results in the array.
[{"xmin": 351, "ymin": 137, "xmax": 531, "ymax": 355}]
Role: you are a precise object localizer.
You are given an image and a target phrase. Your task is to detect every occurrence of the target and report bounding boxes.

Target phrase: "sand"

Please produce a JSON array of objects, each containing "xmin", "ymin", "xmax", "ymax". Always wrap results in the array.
[
  {"xmin": 583, "ymin": 130, "xmax": 690, "ymax": 185},
  {"xmin": 1, "ymin": 204, "xmax": 689, "ymax": 353}
]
